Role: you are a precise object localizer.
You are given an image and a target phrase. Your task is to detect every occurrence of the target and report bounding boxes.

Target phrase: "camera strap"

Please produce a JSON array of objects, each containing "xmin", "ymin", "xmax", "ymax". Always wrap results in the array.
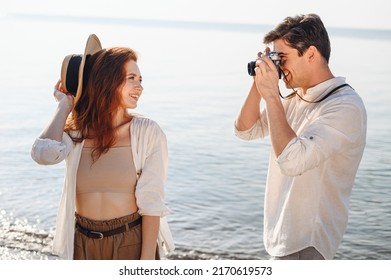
[{"xmin": 280, "ymin": 83, "xmax": 352, "ymax": 103}]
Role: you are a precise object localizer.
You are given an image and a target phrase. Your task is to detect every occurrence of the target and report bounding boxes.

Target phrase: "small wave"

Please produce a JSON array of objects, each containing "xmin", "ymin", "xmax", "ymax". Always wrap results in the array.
[{"xmin": 0, "ymin": 212, "xmax": 56, "ymax": 260}]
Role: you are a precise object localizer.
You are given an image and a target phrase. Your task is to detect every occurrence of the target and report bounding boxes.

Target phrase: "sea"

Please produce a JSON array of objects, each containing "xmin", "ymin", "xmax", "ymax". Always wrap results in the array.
[{"xmin": 0, "ymin": 14, "xmax": 390, "ymax": 260}]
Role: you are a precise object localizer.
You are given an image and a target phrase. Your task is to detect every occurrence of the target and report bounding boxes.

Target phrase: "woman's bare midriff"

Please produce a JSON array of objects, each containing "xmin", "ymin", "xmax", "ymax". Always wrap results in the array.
[{"xmin": 76, "ymin": 192, "xmax": 138, "ymax": 221}]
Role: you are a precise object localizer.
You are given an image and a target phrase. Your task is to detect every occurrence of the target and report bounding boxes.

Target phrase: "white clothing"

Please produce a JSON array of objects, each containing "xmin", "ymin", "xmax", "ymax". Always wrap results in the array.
[
  {"xmin": 31, "ymin": 116, "xmax": 174, "ymax": 259},
  {"xmin": 235, "ymin": 77, "xmax": 367, "ymax": 259}
]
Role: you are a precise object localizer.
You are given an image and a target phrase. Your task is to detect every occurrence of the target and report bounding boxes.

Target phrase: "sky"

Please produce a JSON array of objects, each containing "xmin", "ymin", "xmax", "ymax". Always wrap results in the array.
[{"xmin": 1, "ymin": 0, "xmax": 391, "ymax": 31}]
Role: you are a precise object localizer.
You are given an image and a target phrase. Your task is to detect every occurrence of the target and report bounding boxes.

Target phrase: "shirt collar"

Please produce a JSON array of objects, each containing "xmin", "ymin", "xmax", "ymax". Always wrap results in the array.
[{"xmin": 303, "ymin": 76, "xmax": 347, "ymax": 102}]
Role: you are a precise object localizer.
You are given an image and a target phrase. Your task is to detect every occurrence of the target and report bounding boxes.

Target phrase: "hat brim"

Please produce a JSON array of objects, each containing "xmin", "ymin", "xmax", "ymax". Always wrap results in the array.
[{"xmin": 60, "ymin": 34, "xmax": 102, "ymax": 104}]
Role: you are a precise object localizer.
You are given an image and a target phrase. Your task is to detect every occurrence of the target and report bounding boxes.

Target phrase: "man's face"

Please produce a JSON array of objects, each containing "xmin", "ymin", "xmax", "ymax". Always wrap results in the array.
[{"xmin": 273, "ymin": 39, "xmax": 308, "ymax": 89}]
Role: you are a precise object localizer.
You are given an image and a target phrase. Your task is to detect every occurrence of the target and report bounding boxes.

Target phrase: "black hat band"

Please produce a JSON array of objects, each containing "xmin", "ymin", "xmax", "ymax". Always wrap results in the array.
[{"xmin": 65, "ymin": 55, "xmax": 82, "ymax": 96}]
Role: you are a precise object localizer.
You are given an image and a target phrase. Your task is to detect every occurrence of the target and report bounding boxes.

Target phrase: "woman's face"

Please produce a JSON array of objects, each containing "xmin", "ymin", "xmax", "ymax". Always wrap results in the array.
[{"xmin": 120, "ymin": 59, "xmax": 143, "ymax": 109}]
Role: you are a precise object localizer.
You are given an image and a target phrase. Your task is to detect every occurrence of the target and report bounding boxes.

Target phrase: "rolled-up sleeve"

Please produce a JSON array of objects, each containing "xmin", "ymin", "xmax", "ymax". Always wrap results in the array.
[
  {"xmin": 234, "ymin": 112, "xmax": 269, "ymax": 141},
  {"xmin": 135, "ymin": 122, "xmax": 170, "ymax": 217},
  {"xmin": 31, "ymin": 132, "xmax": 74, "ymax": 165}
]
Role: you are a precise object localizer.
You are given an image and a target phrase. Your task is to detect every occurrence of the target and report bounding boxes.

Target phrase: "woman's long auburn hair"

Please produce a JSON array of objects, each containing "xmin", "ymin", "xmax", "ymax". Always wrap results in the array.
[{"xmin": 64, "ymin": 47, "xmax": 138, "ymax": 161}]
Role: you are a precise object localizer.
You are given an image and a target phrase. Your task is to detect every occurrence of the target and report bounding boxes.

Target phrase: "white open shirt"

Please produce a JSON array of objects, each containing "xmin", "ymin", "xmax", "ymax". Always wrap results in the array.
[{"xmin": 31, "ymin": 116, "xmax": 174, "ymax": 259}]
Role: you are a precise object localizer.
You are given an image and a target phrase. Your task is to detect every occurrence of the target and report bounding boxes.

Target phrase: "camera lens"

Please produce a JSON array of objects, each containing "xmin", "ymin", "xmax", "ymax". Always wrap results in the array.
[
  {"xmin": 247, "ymin": 61, "xmax": 256, "ymax": 76},
  {"xmin": 247, "ymin": 57, "xmax": 282, "ymax": 79}
]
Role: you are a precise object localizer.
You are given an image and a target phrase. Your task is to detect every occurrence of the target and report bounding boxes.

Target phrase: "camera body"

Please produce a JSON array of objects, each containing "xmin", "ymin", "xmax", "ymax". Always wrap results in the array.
[{"xmin": 247, "ymin": 51, "xmax": 282, "ymax": 78}]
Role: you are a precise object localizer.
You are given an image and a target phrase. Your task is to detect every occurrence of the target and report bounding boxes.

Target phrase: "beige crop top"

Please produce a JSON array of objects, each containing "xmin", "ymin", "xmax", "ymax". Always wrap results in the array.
[{"xmin": 76, "ymin": 145, "xmax": 137, "ymax": 194}]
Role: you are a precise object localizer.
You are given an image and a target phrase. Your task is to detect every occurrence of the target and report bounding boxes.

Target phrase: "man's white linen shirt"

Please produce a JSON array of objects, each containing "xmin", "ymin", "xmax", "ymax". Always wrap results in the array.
[{"xmin": 235, "ymin": 77, "xmax": 367, "ymax": 259}]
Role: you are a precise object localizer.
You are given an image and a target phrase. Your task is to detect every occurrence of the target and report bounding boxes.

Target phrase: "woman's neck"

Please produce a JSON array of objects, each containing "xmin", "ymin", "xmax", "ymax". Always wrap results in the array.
[{"xmin": 113, "ymin": 109, "xmax": 132, "ymax": 128}]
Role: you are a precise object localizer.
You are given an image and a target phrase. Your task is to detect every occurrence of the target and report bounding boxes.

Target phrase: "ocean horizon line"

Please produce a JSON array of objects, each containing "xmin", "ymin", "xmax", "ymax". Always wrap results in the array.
[{"xmin": 5, "ymin": 13, "xmax": 391, "ymax": 41}]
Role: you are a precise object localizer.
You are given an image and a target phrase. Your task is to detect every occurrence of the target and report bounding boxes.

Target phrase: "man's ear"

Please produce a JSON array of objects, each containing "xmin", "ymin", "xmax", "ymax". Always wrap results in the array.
[{"xmin": 306, "ymin": 46, "xmax": 317, "ymax": 63}]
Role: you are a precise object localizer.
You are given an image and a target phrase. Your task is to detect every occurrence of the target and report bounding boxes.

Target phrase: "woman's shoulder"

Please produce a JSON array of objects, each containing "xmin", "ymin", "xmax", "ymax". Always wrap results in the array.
[
  {"xmin": 132, "ymin": 115, "xmax": 159, "ymax": 127},
  {"xmin": 130, "ymin": 115, "xmax": 167, "ymax": 148},
  {"xmin": 131, "ymin": 115, "xmax": 165, "ymax": 135}
]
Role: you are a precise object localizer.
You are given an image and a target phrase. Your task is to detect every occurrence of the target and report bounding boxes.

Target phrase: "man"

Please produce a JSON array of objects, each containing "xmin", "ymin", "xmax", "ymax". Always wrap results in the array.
[{"xmin": 234, "ymin": 14, "xmax": 366, "ymax": 260}]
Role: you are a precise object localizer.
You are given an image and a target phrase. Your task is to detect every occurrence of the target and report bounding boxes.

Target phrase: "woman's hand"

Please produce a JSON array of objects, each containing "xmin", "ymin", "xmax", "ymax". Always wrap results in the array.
[
  {"xmin": 37, "ymin": 80, "xmax": 75, "ymax": 141},
  {"xmin": 53, "ymin": 80, "xmax": 74, "ymax": 113}
]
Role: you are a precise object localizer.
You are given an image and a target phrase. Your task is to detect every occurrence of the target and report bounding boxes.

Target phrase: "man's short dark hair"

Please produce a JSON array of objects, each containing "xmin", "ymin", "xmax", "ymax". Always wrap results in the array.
[{"xmin": 263, "ymin": 14, "xmax": 331, "ymax": 63}]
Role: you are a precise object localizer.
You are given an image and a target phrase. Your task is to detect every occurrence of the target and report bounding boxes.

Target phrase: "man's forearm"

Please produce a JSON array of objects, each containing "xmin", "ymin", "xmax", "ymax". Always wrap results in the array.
[
  {"xmin": 235, "ymin": 82, "xmax": 262, "ymax": 131},
  {"xmin": 265, "ymin": 98, "xmax": 296, "ymax": 156}
]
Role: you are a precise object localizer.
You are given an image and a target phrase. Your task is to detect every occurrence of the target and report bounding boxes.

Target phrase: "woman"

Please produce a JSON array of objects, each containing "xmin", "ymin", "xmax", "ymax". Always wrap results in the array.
[{"xmin": 31, "ymin": 34, "xmax": 174, "ymax": 260}]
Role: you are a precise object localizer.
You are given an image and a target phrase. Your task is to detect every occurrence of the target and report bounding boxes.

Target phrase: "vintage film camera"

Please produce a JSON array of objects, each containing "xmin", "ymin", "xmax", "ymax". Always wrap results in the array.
[{"xmin": 247, "ymin": 51, "xmax": 282, "ymax": 79}]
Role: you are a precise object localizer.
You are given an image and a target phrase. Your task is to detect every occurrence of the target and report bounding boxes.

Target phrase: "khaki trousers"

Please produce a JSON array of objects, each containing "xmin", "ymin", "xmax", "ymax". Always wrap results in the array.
[{"xmin": 73, "ymin": 212, "xmax": 159, "ymax": 260}]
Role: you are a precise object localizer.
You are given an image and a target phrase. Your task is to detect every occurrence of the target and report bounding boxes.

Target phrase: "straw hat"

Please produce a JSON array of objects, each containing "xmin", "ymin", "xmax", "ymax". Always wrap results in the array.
[{"xmin": 60, "ymin": 34, "xmax": 102, "ymax": 103}]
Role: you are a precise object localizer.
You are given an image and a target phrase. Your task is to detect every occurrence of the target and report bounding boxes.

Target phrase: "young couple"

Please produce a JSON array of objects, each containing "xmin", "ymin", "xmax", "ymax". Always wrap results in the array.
[{"xmin": 31, "ymin": 14, "xmax": 366, "ymax": 260}]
